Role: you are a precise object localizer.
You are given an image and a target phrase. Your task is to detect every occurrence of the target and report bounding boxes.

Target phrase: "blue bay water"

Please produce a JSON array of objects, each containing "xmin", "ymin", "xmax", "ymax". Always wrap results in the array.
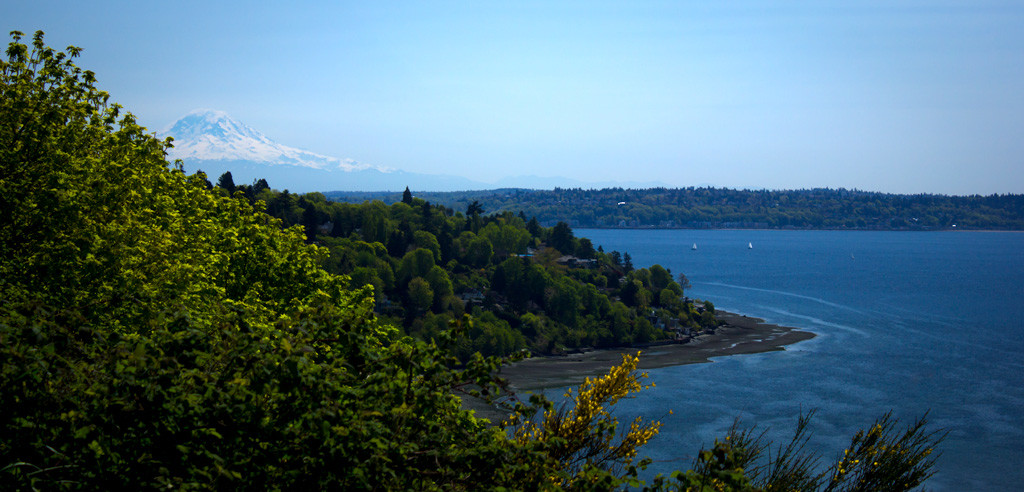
[{"xmin": 574, "ymin": 229, "xmax": 1024, "ymax": 491}]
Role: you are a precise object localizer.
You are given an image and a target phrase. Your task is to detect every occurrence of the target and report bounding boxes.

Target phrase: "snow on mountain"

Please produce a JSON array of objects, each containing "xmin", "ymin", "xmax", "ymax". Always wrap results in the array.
[
  {"xmin": 158, "ymin": 109, "xmax": 666, "ymax": 193},
  {"xmin": 158, "ymin": 109, "xmax": 490, "ymax": 193},
  {"xmin": 160, "ymin": 109, "xmax": 377, "ymax": 172}
]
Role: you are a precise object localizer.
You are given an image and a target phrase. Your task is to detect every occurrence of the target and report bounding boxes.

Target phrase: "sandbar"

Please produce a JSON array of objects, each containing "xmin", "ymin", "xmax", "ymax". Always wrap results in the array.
[{"xmin": 498, "ymin": 310, "xmax": 815, "ymax": 392}]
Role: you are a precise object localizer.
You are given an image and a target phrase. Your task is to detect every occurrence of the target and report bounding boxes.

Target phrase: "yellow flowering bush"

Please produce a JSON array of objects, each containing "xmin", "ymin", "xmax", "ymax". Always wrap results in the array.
[
  {"xmin": 504, "ymin": 352, "xmax": 662, "ymax": 485},
  {"xmin": 824, "ymin": 412, "xmax": 942, "ymax": 491}
]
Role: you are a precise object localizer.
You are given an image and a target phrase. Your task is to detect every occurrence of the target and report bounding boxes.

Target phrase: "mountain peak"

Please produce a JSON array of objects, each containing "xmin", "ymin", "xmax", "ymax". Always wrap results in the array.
[
  {"xmin": 162, "ymin": 109, "xmax": 267, "ymax": 146},
  {"xmin": 161, "ymin": 109, "xmax": 377, "ymax": 172}
]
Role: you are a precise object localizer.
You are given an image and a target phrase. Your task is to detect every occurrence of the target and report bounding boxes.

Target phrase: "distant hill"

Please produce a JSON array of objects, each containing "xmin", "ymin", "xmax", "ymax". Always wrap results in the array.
[
  {"xmin": 490, "ymin": 175, "xmax": 670, "ymax": 190},
  {"xmin": 324, "ymin": 187, "xmax": 1024, "ymax": 231}
]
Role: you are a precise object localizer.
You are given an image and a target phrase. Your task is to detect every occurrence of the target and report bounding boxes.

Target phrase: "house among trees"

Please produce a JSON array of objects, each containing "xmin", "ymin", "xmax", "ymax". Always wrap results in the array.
[
  {"xmin": 458, "ymin": 289, "xmax": 486, "ymax": 305},
  {"xmin": 555, "ymin": 255, "xmax": 598, "ymax": 268}
]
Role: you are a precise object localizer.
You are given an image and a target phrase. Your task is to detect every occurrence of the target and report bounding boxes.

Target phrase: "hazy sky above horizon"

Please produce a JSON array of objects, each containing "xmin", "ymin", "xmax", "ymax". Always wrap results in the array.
[{"xmin": 4, "ymin": 1, "xmax": 1023, "ymax": 194}]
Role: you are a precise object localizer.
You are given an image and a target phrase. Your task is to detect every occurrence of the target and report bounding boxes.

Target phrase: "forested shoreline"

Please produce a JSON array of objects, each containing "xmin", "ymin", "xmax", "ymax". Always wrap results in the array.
[
  {"xmin": 326, "ymin": 187, "xmax": 1024, "ymax": 231},
  {"xmin": 210, "ymin": 175, "xmax": 718, "ymax": 359}
]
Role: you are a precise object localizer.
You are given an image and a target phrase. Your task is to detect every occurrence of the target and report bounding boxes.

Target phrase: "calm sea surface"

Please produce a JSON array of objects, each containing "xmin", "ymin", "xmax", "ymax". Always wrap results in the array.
[{"xmin": 573, "ymin": 229, "xmax": 1024, "ymax": 491}]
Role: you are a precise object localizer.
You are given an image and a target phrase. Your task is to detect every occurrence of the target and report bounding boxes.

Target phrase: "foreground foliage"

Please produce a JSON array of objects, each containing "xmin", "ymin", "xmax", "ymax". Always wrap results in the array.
[
  {"xmin": 0, "ymin": 30, "xmax": 657, "ymax": 490},
  {"xmin": 2, "ymin": 31, "xmax": 943, "ymax": 490},
  {"xmin": 646, "ymin": 411, "xmax": 945, "ymax": 491}
]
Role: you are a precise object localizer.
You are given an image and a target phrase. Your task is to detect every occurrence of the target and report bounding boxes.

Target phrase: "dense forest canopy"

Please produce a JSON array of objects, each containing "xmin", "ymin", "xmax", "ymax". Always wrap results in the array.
[
  {"xmin": 326, "ymin": 187, "xmax": 1024, "ymax": 231},
  {"xmin": 212, "ymin": 181, "xmax": 718, "ymax": 359},
  {"xmin": 2, "ymin": 31, "xmax": 944, "ymax": 490}
]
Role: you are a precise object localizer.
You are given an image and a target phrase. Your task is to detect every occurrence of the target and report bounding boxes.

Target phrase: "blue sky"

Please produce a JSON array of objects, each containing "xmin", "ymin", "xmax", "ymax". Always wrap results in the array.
[{"xmin": 4, "ymin": 1, "xmax": 1023, "ymax": 194}]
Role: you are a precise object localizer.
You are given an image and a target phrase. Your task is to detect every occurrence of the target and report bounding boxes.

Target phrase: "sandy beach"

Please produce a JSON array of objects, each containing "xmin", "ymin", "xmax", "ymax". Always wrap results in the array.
[{"xmin": 498, "ymin": 310, "xmax": 815, "ymax": 392}]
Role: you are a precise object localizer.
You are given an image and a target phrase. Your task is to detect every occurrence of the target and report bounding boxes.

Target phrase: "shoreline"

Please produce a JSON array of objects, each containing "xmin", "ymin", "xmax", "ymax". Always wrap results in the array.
[
  {"xmin": 498, "ymin": 310, "xmax": 815, "ymax": 392},
  {"xmin": 573, "ymin": 226, "xmax": 1017, "ymax": 232}
]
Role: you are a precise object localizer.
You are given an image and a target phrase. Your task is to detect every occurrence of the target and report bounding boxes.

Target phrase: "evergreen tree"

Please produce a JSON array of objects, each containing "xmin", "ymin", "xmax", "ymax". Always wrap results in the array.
[
  {"xmin": 253, "ymin": 178, "xmax": 270, "ymax": 194},
  {"xmin": 217, "ymin": 171, "xmax": 236, "ymax": 194},
  {"xmin": 549, "ymin": 221, "xmax": 575, "ymax": 255},
  {"xmin": 527, "ymin": 216, "xmax": 542, "ymax": 237},
  {"xmin": 421, "ymin": 200, "xmax": 432, "ymax": 227}
]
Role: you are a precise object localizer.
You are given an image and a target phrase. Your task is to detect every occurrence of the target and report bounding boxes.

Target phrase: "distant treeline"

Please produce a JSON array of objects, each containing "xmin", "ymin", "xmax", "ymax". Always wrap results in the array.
[{"xmin": 325, "ymin": 187, "xmax": 1024, "ymax": 230}]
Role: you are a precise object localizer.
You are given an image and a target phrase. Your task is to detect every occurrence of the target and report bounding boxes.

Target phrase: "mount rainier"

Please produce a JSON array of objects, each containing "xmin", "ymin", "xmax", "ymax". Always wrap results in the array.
[
  {"xmin": 162, "ymin": 109, "xmax": 375, "ymax": 172},
  {"xmin": 160, "ymin": 109, "xmax": 484, "ymax": 193},
  {"xmin": 160, "ymin": 109, "xmax": 669, "ymax": 193}
]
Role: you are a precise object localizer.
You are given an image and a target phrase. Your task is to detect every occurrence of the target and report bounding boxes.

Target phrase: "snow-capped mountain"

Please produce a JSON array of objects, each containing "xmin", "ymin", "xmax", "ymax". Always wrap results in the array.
[
  {"xmin": 159, "ymin": 109, "xmax": 669, "ymax": 193},
  {"xmin": 159, "ymin": 109, "xmax": 485, "ymax": 193},
  {"xmin": 161, "ymin": 109, "xmax": 376, "ymax": 172}
]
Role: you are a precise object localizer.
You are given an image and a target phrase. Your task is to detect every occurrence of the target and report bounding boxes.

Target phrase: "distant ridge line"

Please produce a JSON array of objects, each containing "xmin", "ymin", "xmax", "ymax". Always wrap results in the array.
[{"xmin": 323, "ymin": 187, "xmax": 1024, "ymax": 231}]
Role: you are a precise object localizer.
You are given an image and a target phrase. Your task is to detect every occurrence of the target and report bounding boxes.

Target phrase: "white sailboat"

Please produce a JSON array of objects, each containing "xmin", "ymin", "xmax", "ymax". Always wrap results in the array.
[
  {"xmin": 691, "ymin": 243, "xmax": 697, "ymax": 251},
  {"xmin": 748, "ymin": 242, "xmax": 753, "ymax": 249}
]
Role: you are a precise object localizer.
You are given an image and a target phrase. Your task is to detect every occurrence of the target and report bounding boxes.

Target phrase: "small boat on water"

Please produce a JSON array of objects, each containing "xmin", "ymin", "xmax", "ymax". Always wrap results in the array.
[
  {"xmin": 691, "ymin": 243, "xmax": 697, "ymax": 251},
  {"xmin": 748, "ymin": 242, "xmax": 753, "ymax": 249}
]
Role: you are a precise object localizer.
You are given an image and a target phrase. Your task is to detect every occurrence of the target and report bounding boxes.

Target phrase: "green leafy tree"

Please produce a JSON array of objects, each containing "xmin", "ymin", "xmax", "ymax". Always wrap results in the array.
[
  {"xmin": 548, "ymin": 277, "xmax": 582, "ymax": 327},
  {"xmin": 480, "ymin": 222, "xmax": 531, "ymax": 258},
  {"xmin": 576, "ymin": 237, "xmax": 597, "ymax": 259},
  {"xmin": 424, "ymin": 265, "xmax": 454, "ymax": 310},
  {"xmin": 621, "ymin": 279, "xmax": 651, "ymax": 310},
  {"xmin": 408, "ymin": 276, "xmax": 434, "ymax": 313},
  {"xmin": 360, "ymin": 201, "xmax": 389, "ymax": 244},
  {"xmin": 649, "ymin": 265, "xmax": 672, "ymax": 291},
  {"xmin": 412, "ymin": 229, "xmax": 442, "ymax": 263},
  {"xmin": 465, "ymin": 235, "xmax": 494, "ymax": 268},
  {"xmin": 658, "ymin": 289, "xmax": 681, "ymax": 311},
  {"xmin": 398, "ymin": 248, "xmax": 436, "ymax": 283}
]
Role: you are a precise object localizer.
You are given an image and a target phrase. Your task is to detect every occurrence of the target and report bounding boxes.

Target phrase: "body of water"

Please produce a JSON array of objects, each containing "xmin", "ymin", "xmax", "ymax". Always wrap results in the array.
[{"xmin": 574, "ymin": 229, "xmax": 1024, "ymax": 491}]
